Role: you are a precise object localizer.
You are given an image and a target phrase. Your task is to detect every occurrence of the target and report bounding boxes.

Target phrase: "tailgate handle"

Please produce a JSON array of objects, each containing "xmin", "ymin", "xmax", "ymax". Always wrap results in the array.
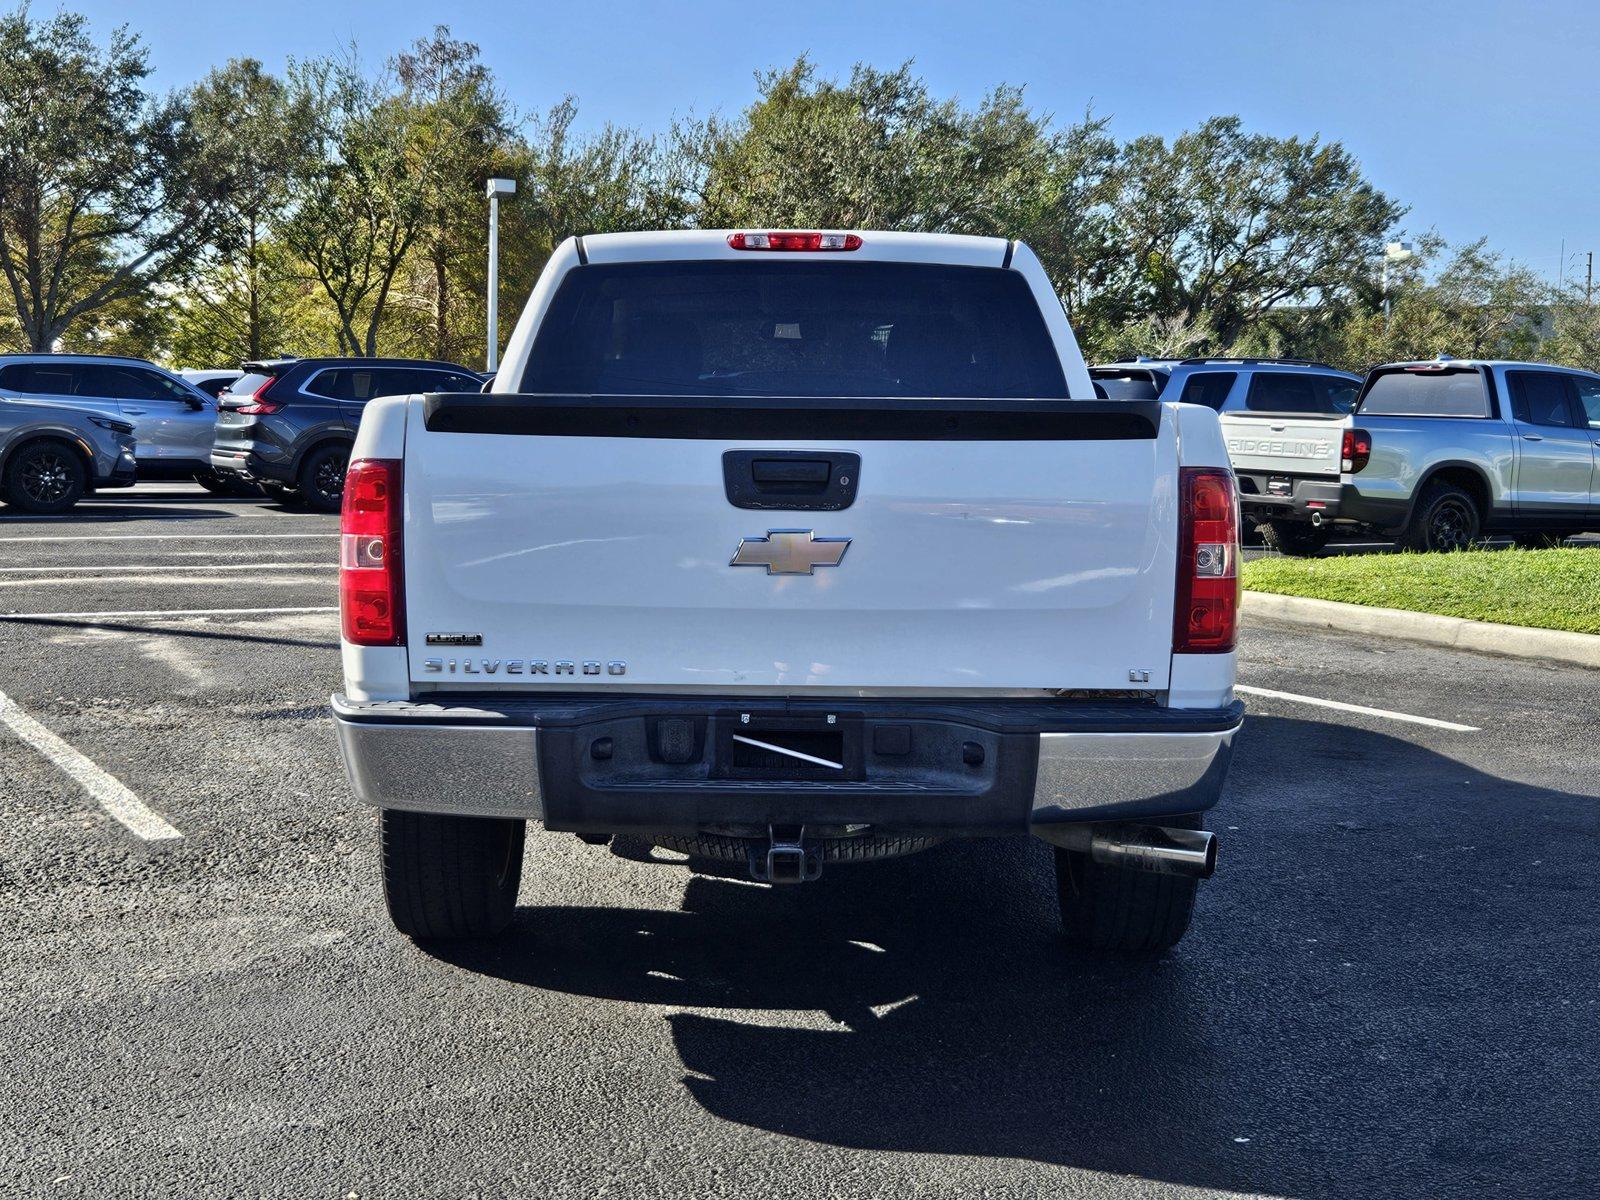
[
  {"xmin": 723, "ymin": 450, "xmax": 860, "ymax": 511},
  {"xmin": 751, "ymin": 458, "xmax": 831, "ymax": 487}
]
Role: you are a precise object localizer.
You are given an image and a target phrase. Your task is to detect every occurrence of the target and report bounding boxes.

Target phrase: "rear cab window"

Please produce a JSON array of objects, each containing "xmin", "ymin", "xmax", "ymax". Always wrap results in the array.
[
  {"xmin": 521, "ymin": 261, "xmax": 1069, "ymax": 398},
  {"xmin": 1359, "ymin": 367, "xmax": 1491, "ymax": 418},
  {"xmin": 1243, "ymin": 372, "xmax": 1359, "ymax": 415}
]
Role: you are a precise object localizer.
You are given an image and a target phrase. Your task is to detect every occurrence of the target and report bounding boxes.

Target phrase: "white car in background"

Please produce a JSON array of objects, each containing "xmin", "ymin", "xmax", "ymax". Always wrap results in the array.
[
  {"xmin": 180, "ymin": 368, "xmax": 245, "ymax": 400},
  {"xmin": 1091, "ymin": 357, "xmax": 1362, "ymax": 553}
]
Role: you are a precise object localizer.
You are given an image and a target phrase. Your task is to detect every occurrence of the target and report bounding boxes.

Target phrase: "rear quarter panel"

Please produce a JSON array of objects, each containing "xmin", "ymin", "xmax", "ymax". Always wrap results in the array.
[{"xmin": 1349, "ymin": 415, "xmax": 1513, "ymax": 515}]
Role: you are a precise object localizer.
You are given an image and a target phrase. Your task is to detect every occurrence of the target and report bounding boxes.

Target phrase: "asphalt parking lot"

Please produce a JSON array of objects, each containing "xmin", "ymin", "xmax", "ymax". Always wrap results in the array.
[{"xmin": 2, "ymin": 483, "xmax": 1597, "ymax": 1199}]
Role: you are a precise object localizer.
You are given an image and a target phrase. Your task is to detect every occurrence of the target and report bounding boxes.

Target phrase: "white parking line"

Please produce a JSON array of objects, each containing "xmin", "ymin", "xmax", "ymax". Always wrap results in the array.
[
  {"xmin": 0, "ymin": 605, "xmax": 338, "ymax": 620},
  {"xmin": 1235, "ymin": 684, "xmax": 1480, "ymax": 732},
  {"xmin": 0, "ymin": 688, "xmax": 182, "ymax": 841},
  {"xmin": 0, "ymin": 533, "xmax": 336, "ymax": 543},
  {"xmin": 0, "ymin": 562, "xmax": 334, "ymax": 574}
]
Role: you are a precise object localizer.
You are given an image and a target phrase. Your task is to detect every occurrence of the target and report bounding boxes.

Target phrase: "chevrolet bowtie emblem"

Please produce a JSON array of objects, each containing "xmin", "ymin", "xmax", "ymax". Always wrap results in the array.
[{"xmin": 730, "ymin": 529, "xmax": 851, "ymax": 575}]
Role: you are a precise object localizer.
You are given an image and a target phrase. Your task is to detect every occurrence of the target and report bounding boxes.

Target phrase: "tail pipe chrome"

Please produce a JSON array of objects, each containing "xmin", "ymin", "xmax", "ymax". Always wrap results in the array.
[{"xmin": 1089, "ymin": 825, "xmax": 1217, "ymax": 879}]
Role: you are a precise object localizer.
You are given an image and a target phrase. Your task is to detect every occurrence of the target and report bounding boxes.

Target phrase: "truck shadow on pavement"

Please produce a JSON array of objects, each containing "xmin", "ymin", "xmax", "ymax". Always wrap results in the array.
[{"xmin": 429, "ymin": 715, "xmax": 1600, "ymax": 1198}]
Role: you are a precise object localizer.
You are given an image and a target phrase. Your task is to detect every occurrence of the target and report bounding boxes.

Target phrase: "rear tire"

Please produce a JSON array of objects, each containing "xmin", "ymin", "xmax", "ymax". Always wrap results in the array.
[
  {"xmin": 1400, "ymin": 481, "xmax": 1480, "ymax": 552},
  {"xmin": 381, "ymin": 810, "xmax": 525, "ymax": 940},
  {"xmin": 298, "ymin": 443, "xmax": 350, "ymax": 513},
  {"xmin": 1258, "ymin": 519, "xmax": 1330, "ymax": 556},
  {"xmin": 1512, "ymin": 530, "xmax": 1567, "ymax": 549},
  {"xmin": 2, "ymin": 440, "xmax": 87, "ymax": 514},
  {"xmin": 193, "ymin": 469, "xmax": 259, "ymax": 497},
  {"xmin": 1054, "ymin": 826, "xmax": 1201, "ymax": 954}
]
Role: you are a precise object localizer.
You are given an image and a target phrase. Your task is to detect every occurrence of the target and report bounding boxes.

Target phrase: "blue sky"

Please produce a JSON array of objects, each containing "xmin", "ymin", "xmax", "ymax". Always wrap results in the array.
[{"xmin": 65, "ymin": 0, "xmax": 1600, "ymax": 281}]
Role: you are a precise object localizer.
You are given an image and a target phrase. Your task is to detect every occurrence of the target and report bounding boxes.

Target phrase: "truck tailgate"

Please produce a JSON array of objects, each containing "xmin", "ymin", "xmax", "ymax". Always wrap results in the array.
[
  {"xmin": 401, "ymin": 396, "xmax": 1179, "ymax": 694},
  {"xmin": 1219, "ymin": 413, "xmax": 1345, "ymax": 477}
]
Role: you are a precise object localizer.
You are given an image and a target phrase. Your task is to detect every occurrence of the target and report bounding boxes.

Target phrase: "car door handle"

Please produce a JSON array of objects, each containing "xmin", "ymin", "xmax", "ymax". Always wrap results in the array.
[
  {"xmin": 1521, "ymin": 434, "xmax": 1543, "ymax": 442},
  {"xmin": 123, "ymin": 408, "xmax": 147, "ymax": 415}
]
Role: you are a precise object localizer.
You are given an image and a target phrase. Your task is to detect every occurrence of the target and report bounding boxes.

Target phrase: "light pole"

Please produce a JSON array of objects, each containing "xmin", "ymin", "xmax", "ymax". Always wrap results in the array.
[
  {"xmin": 485, "ymin": 177, "xmax": 517, "ymax": 373},
  {"xmin": 1381, "ymin": 240, "xmax": 1415, "ymax": 320}
]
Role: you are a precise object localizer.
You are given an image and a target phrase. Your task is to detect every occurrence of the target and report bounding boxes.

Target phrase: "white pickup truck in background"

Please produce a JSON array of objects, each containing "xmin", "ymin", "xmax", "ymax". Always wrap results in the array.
[{"xmin": 332, "ymin": 230, "xmax": 1244, "ymax": 955}]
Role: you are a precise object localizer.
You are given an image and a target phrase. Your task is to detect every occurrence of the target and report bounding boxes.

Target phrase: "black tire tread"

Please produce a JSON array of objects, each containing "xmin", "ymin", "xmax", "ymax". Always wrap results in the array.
[
  {"xmin": 380, "ymin": 809, "xmax": 524, "ymax": 940},
  {"xmin": 297, "ymin": 443, "xmax": 350, "ymax": 513},
  {"xmin": 1399, "ymin": 480, "xmax": 1480, "ymax": 553},
  {"xmin": 1258, "ymin": 519, "xmax": 1329, "ymax": 556},
  {"xmin": 3, "ymin": 439, "xmax": 87, "ymax": 514},
  {"xmin": 1054, "ymin": 845, "xmax": 1199, "ymax": 954}
]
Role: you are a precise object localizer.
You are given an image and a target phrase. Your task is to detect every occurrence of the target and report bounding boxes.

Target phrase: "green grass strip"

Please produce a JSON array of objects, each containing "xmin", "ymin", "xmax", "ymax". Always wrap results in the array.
[{"xmin": 1242, "ymin": 547, "xmax": 1600, "ymax": 636}]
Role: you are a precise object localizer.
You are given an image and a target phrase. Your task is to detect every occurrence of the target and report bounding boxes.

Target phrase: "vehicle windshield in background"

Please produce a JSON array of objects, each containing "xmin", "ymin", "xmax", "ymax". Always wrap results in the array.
[
  {"xmin": 521, "ymin": 261, "xmax": 1070, "ymax": 398},
  {"xmin": 1242, "ymin": 372, "xmax": 1359, "ymax": 415},
  {"xmin": 1358, "ymin": 367, "xmax": 1490, "ymax": 417}
]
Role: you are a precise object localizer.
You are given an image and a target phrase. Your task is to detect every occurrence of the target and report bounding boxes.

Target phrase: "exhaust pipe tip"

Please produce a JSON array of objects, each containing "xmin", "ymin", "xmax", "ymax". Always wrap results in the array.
[{"xmin": 1089, "ymin": 825, "xmax": 1217, "ymax": 879}]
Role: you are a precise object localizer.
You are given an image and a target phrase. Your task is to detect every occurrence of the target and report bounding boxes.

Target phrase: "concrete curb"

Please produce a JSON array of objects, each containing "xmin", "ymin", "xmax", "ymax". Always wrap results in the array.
[{"xmin": 1242, "ymin": 591, "xmax": 1600, "ymax": 670}]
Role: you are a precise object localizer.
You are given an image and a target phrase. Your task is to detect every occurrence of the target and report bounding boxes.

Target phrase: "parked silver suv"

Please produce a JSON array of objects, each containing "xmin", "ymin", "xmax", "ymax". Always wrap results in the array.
[
  {"xmin": 0, "ymin": 354, "xmax": 224, "ymax": 488},
  {"xmin": 1222, "ymin": 358, "xmax": 1600, "ymax": 553},
  {"xmin": 0, "ymin": 395, "xmax": 137, "ymax": 514}
]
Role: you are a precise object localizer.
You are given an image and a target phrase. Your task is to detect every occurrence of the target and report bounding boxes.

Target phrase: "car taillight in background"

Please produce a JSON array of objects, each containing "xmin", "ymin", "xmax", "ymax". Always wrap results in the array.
[
  {"xmin": 1174, "ymin": 466, "xmax": 1240, "ymax": 654},
  {"xmin": 234, "ymin": 376, "xmax": 281, "ymax": 415},
  {"xmin": 340, "ymin": 458, "xmax": 404, "ymax": 646},
  {"xmin": 727, "ymin": 231, "xmax": 863, "ymax": 252},
  {"xmin": 1342, "ymin": 428, "xmax": 1371, "ymax": 473}
]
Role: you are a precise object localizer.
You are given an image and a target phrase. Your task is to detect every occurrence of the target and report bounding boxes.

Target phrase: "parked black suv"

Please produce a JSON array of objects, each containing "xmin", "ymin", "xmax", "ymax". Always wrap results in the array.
[{"xmin": 211, "ymin": 357, "xmax": 480, "ymax": 511}]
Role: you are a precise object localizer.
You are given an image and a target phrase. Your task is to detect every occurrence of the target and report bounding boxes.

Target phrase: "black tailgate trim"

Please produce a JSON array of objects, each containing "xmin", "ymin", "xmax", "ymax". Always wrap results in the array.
[{"xmin": 421, "ymin": 394, "xmax": 1160, "ymax": 441}]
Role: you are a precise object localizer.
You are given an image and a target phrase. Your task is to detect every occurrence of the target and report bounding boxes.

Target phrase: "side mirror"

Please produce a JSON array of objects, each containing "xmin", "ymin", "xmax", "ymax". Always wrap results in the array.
[{"xmin": 186, "ymin": 395, "xmax": 207, "ymax": 410}]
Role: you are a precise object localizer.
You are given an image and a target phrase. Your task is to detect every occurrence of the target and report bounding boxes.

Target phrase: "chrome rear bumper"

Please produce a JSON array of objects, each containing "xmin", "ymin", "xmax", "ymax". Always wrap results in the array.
[{"xmin": 331, "ymin": 693, "xmax": 1240, "ymax": 838}]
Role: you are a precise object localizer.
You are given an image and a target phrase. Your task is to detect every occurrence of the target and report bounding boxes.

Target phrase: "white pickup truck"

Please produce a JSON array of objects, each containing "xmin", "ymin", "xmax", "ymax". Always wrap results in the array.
[{"xmin": 332, "ymin": 230, "xmax": 1244, "ymax": 954}]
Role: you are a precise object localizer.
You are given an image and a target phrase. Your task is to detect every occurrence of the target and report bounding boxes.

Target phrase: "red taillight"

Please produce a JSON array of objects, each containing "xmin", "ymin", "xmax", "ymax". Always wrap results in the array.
[
  {"xmin": 340, "ymin": 458, "xmax": 404, "ymax": 646},
  {"xmin": 727, "ymin": 231, "xmax": 862, "ymax": 252},
  {"xmin": 1342, "ymin": 427, "xmax": 1371, "ymax": 473},
  {"xmin": 236, "ymin": 376, "xmax": 281, "ymax": 415},
  {"xmin": 1174, "ymin": 466, "xmax": 1240, "ymax": 654}
]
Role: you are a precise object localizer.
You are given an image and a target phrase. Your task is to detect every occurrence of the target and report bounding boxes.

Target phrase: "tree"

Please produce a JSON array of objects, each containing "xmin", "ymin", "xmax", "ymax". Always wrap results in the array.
[
  {"xmin": 0, "ymin": 10, "xmax": 226, "ymax": 351},
  {"xmin": 175, "ymin": 58, "xmax": 316, "ymax": 363},
  {"xmin": 277, "ymin": 53, "xmax": 430, "ymax": 357},
  {"xmin": 394, "ymin": 27, "xmax": 514, "ymax": 363},
  {"xmin": 1335, "ymin": 237, "xmax": 1549, "ymax": 368},
  {"xmin": 1108, "ymin": 117, "xmax": 1404, "ymax": 349}
]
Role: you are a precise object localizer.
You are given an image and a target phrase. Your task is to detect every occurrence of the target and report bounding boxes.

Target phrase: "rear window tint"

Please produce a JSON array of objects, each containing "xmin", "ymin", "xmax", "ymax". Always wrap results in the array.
[
  {"xmin": 0, "ymin": 363, "xmax": 77, "ymax": 394},
  {"xmin": 522, "ymin": 261, "xmax": 1069, "ymax": 398},
  {"xmin": 1244, "ymin": 372, "xmax": 1359, "ymax": 415},
  {"xmin": 1360, "ymin": 369, "xmax": 1490, "ymax": 417},
  {"xmin": 225, "ymin": 373, "xmax": 275, "ymax": 398},
  {"xmin": 1176, "ymin": 371, "xmax": 1237, "ymax": 410}
]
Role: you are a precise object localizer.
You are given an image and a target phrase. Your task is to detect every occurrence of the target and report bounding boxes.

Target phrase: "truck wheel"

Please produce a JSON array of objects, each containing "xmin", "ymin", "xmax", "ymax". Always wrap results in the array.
[
  {"xmin": 1054, "ymin": 840, "xmax": 1199, "ymax": 954},
  {"xmin": 1259, "ymin": 519, "xmax": 1330, "ymax": 556},
  {"xmin": 381, "ymin": 810, "xmax": 525, "ymax": 940},
  {"xmin": 3, "ymin": 440, "xmax": 87, "ymax": 514},
  {"xmin": 298, "ymin": 444, "xmax": 350, "ymax": 513},
  {"xmin": 1400, "ymin": 481, "xmax": 1480, "ymax": 553}
]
